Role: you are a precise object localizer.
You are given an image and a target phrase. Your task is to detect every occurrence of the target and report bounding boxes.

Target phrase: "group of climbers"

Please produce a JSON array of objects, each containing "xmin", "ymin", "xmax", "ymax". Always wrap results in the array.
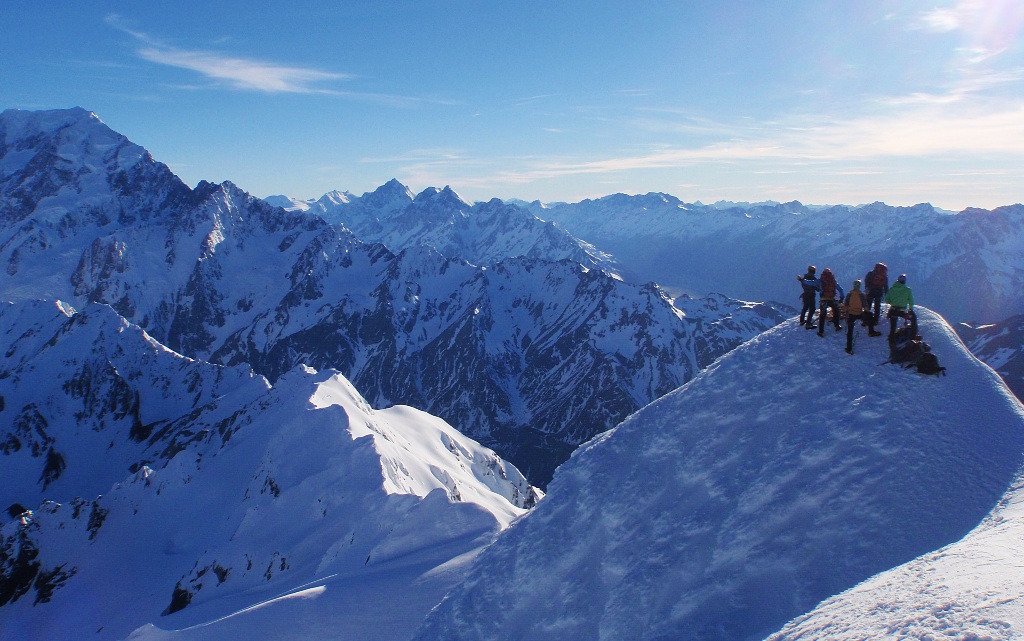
[{"xmin": 796, "ymin": 262, "xmax": 916, "ymax": 355}]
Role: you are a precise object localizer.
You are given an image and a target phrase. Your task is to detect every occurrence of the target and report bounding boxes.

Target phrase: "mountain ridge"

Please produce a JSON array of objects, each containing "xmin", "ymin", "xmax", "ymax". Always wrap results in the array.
[
  {"xmin": 0, "ymin": 108, "xmax": 786, "ymax": 485},
  {"xmin": 0, "ymin": 299, "xmax": 537, "ymax": 640}
]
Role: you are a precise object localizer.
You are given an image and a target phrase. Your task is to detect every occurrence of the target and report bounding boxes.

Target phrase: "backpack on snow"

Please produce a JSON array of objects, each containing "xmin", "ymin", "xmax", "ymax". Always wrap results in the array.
[
  {"xmin": 887, "ymin": 329, "xmax": 946, "ymax": 376},
  {"xmin": 915, "ymin": 351, "xmax": 945, "ymax": 376}
]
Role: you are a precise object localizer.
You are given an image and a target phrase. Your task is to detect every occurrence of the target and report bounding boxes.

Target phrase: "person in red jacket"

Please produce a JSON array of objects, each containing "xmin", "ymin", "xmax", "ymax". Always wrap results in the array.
[
  {"xmin": 864, "ymin": 262, "xmax": 888, "ymax": 326},
  {"xmin": 817, "ymin": 268, "xmax": 842, "ymax": 336}
]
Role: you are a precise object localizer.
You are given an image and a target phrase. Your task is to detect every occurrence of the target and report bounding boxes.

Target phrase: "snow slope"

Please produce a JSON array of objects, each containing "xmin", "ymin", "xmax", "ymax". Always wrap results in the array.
[
  {"xmin": 415, "ymin": 308, "xmax": 1024, "ymax": 641},
  {"xmin": 765, "ymin": 473, "xmax": 1024, "ymax": 639},
  {"xmin": 0, "ymin": 301, "xmax": 537, "ymax": 641}
]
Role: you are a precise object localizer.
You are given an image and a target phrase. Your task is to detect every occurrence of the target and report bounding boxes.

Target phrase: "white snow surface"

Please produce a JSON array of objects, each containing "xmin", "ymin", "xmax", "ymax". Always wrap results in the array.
[
  {"xmin": 766, "ymin": 474, "xmax": 1024, "ymax": 640},
  {"xmin": 415, "ymin": 308, "xmax": 1024, "ymax": 641}
]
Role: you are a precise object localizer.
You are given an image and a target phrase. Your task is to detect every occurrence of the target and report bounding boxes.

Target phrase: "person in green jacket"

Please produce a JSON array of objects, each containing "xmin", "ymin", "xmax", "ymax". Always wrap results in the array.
[{"xmin": 885, "ymin": 273, "xmax": 917, "ymax": 340}]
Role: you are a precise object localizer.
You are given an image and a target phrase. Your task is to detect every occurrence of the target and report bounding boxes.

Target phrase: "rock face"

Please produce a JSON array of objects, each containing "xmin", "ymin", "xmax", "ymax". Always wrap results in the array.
[
  {"xmin": 524, "ymin": 195, "xmax": 1024, "ymax": 324},
  {"xmin": 0, "ymin": 108, "xmax": 784, "ymax": 486},
  {"xmin": 0, "ymin": 300, "xmax": 537, "ymax": 640},
  {"xmin": 415, "ymin": 309, "xmax": 1024, "ymax": 641}
]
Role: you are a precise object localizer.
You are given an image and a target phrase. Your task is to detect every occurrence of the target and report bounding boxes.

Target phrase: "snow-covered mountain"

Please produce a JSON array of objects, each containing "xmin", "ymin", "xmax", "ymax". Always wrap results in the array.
[
  {"xmin": 0, "ymin": 300, "xmax": 537, "ymax": 641},
  {"xmin": 262, "ymin": 194, "xmax": 313, "ymax": 212},
  {"xmin": 415, "ymin": 308, "xmax": 1024, "ymax": 641},
  {"xmin": 0, "ymin": 108, "xmax": 784, "ymax": 486},
  {"xmin": 523, "ymin": 194, "xmax": 1024, "ymax": 324},
  {"xmin": 957, "ymin": 315, "xmax": 1024, "ymax": 403},
  {"xmin": 303, "ymin": 179, "xmax": 622, "ymax": 277}
]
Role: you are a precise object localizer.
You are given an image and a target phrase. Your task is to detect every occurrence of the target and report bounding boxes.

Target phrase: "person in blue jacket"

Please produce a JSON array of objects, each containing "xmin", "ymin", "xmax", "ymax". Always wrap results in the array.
[{"xmin": 797, "ymin": 266, "xmax": 820, "ymax": 329}]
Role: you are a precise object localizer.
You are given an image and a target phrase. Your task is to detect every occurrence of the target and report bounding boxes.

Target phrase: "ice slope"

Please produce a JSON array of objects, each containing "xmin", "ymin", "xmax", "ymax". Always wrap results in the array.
[
  {"xmin": 415, "ymin": 308, "xmax": 1024, "ymax": 641},
  {"xmin": 0, "ymin": 302, "xmax": 537, "ymax": 641},
  {"xmin": 765, "ymin": 473, "xmax": 1024, "ymax": 639}
]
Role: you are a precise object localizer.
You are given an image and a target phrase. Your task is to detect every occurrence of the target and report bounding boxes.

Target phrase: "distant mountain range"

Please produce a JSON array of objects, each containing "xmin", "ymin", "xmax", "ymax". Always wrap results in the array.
[
  {"xmin": 521, "ymin": 194, "xmax": 1024, "ymax": 325},
  {"xmin": 0, "ymin": 108, "xmax": 785, "ymax": 487},
  {"xmin": 271, "ymin": 180, "xmax": 621, "ymax": 277}
]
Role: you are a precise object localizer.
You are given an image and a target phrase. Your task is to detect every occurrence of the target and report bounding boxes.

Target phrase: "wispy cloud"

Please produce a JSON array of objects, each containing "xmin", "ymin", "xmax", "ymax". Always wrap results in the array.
[
  {"xmin": 915, "ymin": 7, "xmax": 963, "ymax": 33},
  {"xmin": 911, "ymin": 1, "xmax": 1024, "ymax": 64},
  {"xmin": 105, "ymin": 14, "xmax": 348, "ymax": 94},
  {"xmin": 135, "ymin": 46, "xmax": 348, "ymax": 93},
  {"xmin": 394, "ymin": 93, "xmax": 1024, "ymax": 197}
]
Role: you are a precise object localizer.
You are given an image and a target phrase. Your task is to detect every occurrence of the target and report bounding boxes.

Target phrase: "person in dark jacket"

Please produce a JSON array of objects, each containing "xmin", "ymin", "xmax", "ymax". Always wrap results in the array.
[
  {"xmin": 797, "ymin": 266, "xmax": 820, "ymax": 329},
  {"xmin": 864, "ymin": 262, "xmax": 888, "ymax": 326},
  {"xmin": 885, "ymin": 273, "xmax": 917, "ymax": 340}
]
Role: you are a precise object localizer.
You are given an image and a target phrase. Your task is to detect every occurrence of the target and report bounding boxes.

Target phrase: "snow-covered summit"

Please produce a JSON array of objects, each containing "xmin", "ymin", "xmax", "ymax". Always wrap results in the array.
[
  {"xmin": 416, "ymin": 308, "xmax": 1024, "ymax": 641},
  {"xmin": 262, "ymin": 194, "xmax": 314, "ymax": 211},
  {"xmin": 0, "ymin": 107, "xmax": 159, "ymax": 228}
]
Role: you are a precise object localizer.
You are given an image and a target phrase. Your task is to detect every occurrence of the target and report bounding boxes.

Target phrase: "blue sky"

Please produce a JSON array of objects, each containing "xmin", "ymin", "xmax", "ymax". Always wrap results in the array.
[{"xmin": 3, "ymin": 1, "xmax": 1023, "ymax": 209}]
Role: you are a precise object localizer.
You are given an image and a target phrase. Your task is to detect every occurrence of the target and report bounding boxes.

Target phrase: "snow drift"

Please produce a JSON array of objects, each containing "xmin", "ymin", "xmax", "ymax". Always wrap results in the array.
[{"xmin": 415, "ymin": 308, "xmax": 1024, "ymax": 641}]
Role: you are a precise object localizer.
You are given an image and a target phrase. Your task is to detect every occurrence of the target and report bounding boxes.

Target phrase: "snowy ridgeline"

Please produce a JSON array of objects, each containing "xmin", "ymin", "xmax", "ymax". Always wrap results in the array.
[
  {"xmin": 416, "ymin": 308, "xmax": 1024, "ymax": 641},
  {"xmin": 0, "ymin": 301, "xmax": 537, "ymax": 641}
]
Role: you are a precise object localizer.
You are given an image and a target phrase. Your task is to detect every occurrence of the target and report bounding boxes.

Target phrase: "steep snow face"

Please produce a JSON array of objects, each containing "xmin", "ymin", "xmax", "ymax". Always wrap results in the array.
[
  {"xmin": 307, "ymin": 180, "xmax": 621, "ymax": 277},
  {"xmin": 526, "ymin": 195, "xmax": 1024, "ymax": 323},
  {"xmin": 0, "ymin": 301, "xmax": 536, "ymax": 641},
  {"xmin": 415, "ymin": 308, "xmax": 1024, "ymax": 641},
  {"xmin": 957, "ymin": 314, "xmax": 1024, "ymax": 403},
  {"xmin": 766, "ymin": 473, "xmax": 1024, "ymax": 640},
  {"xmin": 0, "ymin": 108, "xmax": 189, "ymax": 300}
]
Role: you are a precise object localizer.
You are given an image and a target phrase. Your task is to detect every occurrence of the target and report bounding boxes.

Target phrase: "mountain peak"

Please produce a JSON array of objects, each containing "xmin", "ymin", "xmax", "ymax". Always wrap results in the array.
[
  {"xmin": 0, "ymin": 106, "xmax": 99, "ymax": 140},
  {"xmin": 412, "ymin": 185, "xmax": 470, "ymax": 209},
  {"xmin": 354, "ymin": 179, "xmax": 413, "ymax": 212}
]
